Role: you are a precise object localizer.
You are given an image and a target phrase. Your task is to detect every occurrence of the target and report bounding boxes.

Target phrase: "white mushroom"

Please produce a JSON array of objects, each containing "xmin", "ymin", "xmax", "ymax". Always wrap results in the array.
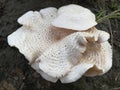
[
  {"xmin": 52, "ymin": 4, "xmax": 97, "ymax": 31},
  {"xmin": 7, "ymin": 7, "xmax": 74, "ymax": 63},
  {"xmin": 7, "ymin": 5, "xmax": 112, "ymax": 83},
  {"xmin": 37, "ymin": 28, "xmax": 112, "ymax": 83}
]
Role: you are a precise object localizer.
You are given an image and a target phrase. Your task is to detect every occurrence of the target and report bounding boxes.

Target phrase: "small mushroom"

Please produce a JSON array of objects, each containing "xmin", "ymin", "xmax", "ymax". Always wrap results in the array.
[
  {"xmin": 7, "ymin": 7, "xmax": 74, "ymax": 63},
  {"xmin": 37, "ymin": 28, "xmax": 112, "ymax": 83},
  {"xmin": 52, "ymin": 4, "xmax": 97, "ymax": 31}
]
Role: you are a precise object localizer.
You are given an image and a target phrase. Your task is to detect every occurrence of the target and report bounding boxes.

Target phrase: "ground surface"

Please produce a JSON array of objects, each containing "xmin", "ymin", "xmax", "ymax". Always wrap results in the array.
[{"xmin": 0, "ymin": 0, "xmax": 120, "ymax": 90}]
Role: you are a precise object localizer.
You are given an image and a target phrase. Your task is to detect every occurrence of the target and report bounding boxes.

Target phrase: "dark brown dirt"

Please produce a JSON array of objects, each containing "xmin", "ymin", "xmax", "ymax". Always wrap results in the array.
[{"xmin": 0, "ymin": 0, "xmax": 120, "ymax": 90}]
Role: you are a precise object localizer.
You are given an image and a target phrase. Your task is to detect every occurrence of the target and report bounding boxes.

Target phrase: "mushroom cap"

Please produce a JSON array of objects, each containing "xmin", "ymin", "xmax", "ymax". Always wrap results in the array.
[
  {"xmin": 37, "ymin": 28, "xmax": 112, "ymax": 83},
  {"xmin": 52, "ymin": 4, "xmax": 97, "ymax": 31},
  {"xmin": 58, "ymin": 4, "xmax": 95, "ymax": 20},
  {"xmin": 38, "ymin": 32, "xmax": 88, "ymax": 78},
  {"xmin": 60, "ymin": 29, "xmax": 112, "ymax": 83},
  {"xmin": 52, "ymin": 13, "xmax": 97, "ymax": 31},
  {"xmin": 61, "ymin": 41, "xmax": 112, "ymax": 83},
  {"xmin": 7, "ymin": 7, "xmax": 74, "ymax": 63}
]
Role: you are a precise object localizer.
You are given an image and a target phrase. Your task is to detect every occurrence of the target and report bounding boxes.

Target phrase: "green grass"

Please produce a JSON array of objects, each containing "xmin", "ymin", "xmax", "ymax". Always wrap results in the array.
[{"xmin": 97, "ymin": 9, "xmax": 120, "ymax": 23}]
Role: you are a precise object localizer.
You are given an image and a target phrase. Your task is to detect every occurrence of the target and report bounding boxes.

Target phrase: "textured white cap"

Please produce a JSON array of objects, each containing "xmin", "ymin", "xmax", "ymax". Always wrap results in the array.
[
  {"xmin": 38, "ymin": 28, "xmax": 112, "ymax": 83},
  {"xmin": 52, "ymin": 4, "xmax": 97, "ymax": 31}
]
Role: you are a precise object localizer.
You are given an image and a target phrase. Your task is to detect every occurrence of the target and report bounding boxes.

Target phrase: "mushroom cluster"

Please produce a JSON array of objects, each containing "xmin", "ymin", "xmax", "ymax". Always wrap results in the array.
[{"xmin": 7, "ymin": 4, "xmax": 112, "ymax": 83}]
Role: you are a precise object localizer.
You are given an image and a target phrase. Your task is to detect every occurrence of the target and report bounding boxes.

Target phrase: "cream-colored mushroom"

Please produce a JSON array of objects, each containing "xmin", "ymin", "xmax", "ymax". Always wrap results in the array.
[
  {"xmin": 7, "ymin": 7, "xmax": 74, "ymax": 63},
  {"xmin": 52, "ymin": 4, "xmax": 97, "ymax": 31},
  {"xmin": 7, "ymin": 5, "xmax": 112, "ymax": 84},
  {"xmin": 37, "ymin": 28, "xmax": 112, "ymax": 83}
]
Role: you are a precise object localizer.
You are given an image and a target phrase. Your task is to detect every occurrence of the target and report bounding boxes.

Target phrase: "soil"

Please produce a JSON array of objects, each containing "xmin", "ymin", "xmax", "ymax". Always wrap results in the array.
[{"xmin": 0, "ymin": 0, "xmax": 120, "ymax": 90}]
